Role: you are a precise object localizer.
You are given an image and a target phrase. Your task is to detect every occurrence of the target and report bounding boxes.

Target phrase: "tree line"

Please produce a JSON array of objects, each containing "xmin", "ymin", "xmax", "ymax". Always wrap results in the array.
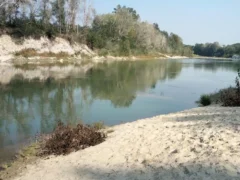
[
  {"xmin": 87, "ymin": 5, "xmax": 192, "ymax": 56},
  {"xmin": 0, "ymin": 0, "xmax": 95, "ymax": 40},
  {"xmin": 0, "ymin": 1, "xmax": 193, "ymax": 56},
  {"xmin": 193, "ymin": 42, "xmax": 240, "ymax": 58}
]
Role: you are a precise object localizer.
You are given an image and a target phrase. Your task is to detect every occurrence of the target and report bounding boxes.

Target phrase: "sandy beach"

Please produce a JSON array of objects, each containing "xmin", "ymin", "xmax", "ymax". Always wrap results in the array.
[{"xmin": 5, "ymin": 106, "xmax": 240, "ymax": 180}]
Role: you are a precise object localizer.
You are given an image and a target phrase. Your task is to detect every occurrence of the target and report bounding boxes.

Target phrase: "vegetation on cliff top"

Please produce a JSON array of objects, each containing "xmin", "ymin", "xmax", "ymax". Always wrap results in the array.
[{"xmin": 0, "ymin": 1, "xmax": 193, "ymax": 56}]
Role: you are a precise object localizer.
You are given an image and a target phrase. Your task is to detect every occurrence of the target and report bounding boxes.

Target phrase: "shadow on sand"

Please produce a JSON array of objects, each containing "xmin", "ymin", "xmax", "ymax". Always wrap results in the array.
[{"xmin": 74, "ymin": 162, "xmax": 240, "ymax": 180}]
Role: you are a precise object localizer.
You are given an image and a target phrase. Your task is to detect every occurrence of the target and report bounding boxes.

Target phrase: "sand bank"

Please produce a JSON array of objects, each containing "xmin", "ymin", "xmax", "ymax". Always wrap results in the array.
[{"xmin": 4, "ymin": 106, "xmax": 240, "ymax": 180}]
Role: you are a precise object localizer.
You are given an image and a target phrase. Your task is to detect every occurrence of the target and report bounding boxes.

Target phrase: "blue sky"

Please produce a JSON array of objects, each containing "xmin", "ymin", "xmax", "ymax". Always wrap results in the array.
[{"xmin": 93, "ymin": 0, "xmax": 240, "ymax": 45}]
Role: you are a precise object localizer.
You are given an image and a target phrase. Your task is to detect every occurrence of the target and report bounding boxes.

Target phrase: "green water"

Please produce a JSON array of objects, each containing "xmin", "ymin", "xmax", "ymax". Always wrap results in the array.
[{"xmin": 0, "ymin": 58, "xmax": 239, "ymax": 163}]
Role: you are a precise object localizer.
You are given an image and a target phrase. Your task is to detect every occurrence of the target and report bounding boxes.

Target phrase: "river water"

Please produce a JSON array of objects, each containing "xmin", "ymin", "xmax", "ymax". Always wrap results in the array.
[{"xmin": 0, "ymin": 58, "xmax": 239, "ymax": 163}]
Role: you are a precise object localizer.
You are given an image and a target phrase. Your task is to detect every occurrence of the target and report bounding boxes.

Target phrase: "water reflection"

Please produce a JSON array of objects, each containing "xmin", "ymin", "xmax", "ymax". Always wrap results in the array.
[
  {"xmin": 81, "ymin": 60, "xmax": 182, "ymax": 107},
  {"xmin": 185, "ymin": 59, "xmax": 240, "ymax": 72},
  {"xmin": 0, "ymin": 59, "xmax": 239, "ymax": 163}
]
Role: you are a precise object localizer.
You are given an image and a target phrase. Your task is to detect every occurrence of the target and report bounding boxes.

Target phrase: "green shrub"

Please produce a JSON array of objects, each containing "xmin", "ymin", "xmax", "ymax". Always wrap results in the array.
[{"xmin": 199, "ymin": 95, "xmax": 211, "ymax": 106}]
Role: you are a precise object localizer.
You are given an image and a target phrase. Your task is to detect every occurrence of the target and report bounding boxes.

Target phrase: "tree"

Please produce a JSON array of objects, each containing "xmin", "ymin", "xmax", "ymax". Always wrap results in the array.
[
  {"xmin": 113, "ymin": 5, "xmax": 139, "ymax": 20},
  {"xmin": 153, "ymin": 23, "xmax": 160, "ymax": 32},
  {"xmin": 67, "ymin": 0, "xmax": 79, "ymax": 30},
  {"xmin": 0, "ymin": 0, "xmax": 30, "ymax": 24},
  {"xmin": 192, "ymin": 42, "xmax": 236, "ymax": 57},
  {"xmin": 81, "ymin": 0, "xmax": 95, "ymax": 27},
  {"xmin": 40, "ymin": 0, "xmax": 52, "ymax": 26},
  {"xmin": 52, "ymin": 0, "xmax": 66, "ymax": 33},
  {"xmin": 116, "ymin": 10, "xmax": 136, "ymax": 38},
  {"xmin": 0, "ymin": 2, "xmax": 193, "ymax": 57},
  {"xmin": 169, "ymin": 33, "xmax": 183, "ymax": 54}
]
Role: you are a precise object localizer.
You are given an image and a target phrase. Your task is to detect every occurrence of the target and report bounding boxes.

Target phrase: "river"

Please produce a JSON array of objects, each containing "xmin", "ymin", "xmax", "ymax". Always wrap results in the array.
[{"xmin": 0, "ymin": 58, "xmax": 239, "ymax": 163}]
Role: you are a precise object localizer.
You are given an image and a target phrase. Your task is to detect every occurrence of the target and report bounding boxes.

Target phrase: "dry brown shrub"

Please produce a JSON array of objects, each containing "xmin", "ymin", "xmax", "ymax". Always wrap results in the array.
[
  {"xmin": 220, "ymin": 88, "xmax": 240, "ymax": 107},
  {"xmin": 40, "ymin": 122, "xmax": 106, "ymax": 156},
  {"xmin": 15, "ymin": 49, "xmax": 69, "ymax": 58}
]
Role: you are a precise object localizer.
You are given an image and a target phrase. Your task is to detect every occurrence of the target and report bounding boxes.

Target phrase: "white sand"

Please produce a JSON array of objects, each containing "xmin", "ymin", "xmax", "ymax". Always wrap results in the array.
[{"xmin": 13, "ymin": 107, "xmax": 240, "ymax": 180}]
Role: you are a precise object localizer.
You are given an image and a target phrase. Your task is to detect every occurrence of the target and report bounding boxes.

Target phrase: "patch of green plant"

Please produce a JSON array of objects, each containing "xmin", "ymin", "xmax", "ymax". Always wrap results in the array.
[
  {"xmin": 16, "ymin": 143, "xmax": 40, "ymax": 160},
  {"xmin": 106, "ymin": 129, "xmax": 114, "ymax": 134},
  {"xmin": 98, "ymin": 49, "xmax": 109, "ymax": 56},
  {"xmin": 91, "ymin": 121, "xmax": 105, "ymax": 130},
  {"xmin": 81, "ymin": 53, "xmax": 91, "ymax": 60},
  {"xmin": 199, "ymin": 95, "xmax": 212, "ymax": 106},
  {"xmin": 0, "ymin": 163, "xmax": 9, "ymax": 171}
]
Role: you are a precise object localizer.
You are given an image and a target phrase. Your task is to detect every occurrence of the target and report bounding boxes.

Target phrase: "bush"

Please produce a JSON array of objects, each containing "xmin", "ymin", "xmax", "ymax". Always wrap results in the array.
[
  {"xmin": 220, "ymin": 88, "xmax": 240, "ymax": 106},
  {"xmin": 220, "ymin": 70, "xmax": 240, "ymax": 106},
  {"xmin": 40, "ymin": 122, "xmax": 106, "ymax": 155},
  {"xmin": 199, "ymin": 95, "xmax": 211, "ymax": 106},
  {"xmin": 199, "ymin": 70, "xmax": 240, "ymax": 107},
  {"xmin": 98, "ymin": 49, "xmax": 109, "ymax": 56}
]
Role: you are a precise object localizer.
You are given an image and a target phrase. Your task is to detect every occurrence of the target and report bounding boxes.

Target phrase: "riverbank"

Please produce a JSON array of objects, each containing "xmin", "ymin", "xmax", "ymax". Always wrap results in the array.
[
  {"xmin": 2, "ymin": 106, "xmax": 240, "ymax": 180},
  {"xmin": 0, "ymin": 34, "xmax": 189, "ymax": 64},
  {"xmin": 0, "ymin": 34, "xmax": 188, "ymax": 85},
  {"xmin": 193, "ymin": 55, "xmax": 232, "ymax": 60}
]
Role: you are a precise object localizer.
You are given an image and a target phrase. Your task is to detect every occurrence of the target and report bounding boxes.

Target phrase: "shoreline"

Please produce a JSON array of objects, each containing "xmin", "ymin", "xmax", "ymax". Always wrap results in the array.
[
  {"xmin": 1, "ymin": 106, "xmax": 240, "ymax": 180},
  {"xmin": 193, "ymin": 56, "xmax": 232, "ymax": 60},
  {"xmin": 0, "ymin": 52, "xmax": 189, "ymax": 65},
  {"xmin": 0, "ymin": 34, "xmax": 189, "ymax": 64}
]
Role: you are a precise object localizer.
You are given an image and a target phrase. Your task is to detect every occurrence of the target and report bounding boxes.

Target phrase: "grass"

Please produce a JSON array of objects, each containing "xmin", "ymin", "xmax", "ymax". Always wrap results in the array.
[
  {"xmin": 106, "ymin": 129, "xmax": 114, "ymax": 134},
  {"xmin": 15, "ymin": 48, "xmax": 70, "ymax": 58},
  {"xmin": 19, "ymin": 143, "xmax": 40, "ymax": 158},
  {"xmin": 91, "ymin": 121, "xmax": 105, "ymax": 130},
  {"xmin": 0, "ymin": 143, "xmax": 40, "ymax": 180}
]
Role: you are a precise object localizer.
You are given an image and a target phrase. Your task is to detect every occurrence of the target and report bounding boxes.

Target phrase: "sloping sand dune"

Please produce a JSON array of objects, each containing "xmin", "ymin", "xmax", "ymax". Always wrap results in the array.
[{"xmin": 13, "ymin": 107, "xmax": 240, "ymax": 180}]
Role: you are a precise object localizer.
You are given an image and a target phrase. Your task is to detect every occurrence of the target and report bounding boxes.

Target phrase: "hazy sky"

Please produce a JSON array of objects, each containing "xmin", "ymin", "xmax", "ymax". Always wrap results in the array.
[{"xmin": 94, "ymin": 0, "xmax": 240, "ymax": 45}]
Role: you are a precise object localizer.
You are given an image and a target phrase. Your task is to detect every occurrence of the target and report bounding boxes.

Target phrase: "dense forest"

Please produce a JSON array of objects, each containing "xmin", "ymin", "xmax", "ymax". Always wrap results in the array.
[
  {"xmin": 0, "ymin": 0, "xmax": 193, "ymax": 56},
  {"xmin": 193, "ymin": 42, "xmax": 240, "ymax": 58}
]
